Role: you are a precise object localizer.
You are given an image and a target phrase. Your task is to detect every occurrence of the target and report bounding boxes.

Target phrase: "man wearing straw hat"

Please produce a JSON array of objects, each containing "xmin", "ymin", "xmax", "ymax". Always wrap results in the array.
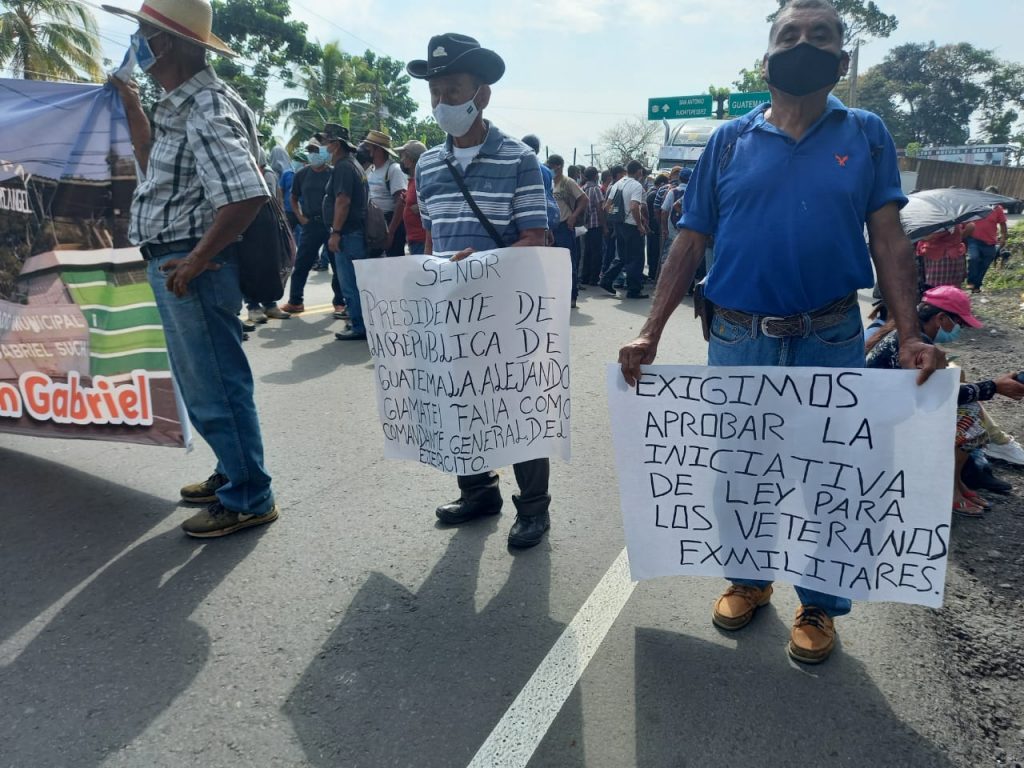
[
  {"xmin": 362, "ymin": 130, "xmax": 408, "ymax": 257},
  {"xmin": 104, "ymin": 0, "xmax": 278, "ymax": 538}
]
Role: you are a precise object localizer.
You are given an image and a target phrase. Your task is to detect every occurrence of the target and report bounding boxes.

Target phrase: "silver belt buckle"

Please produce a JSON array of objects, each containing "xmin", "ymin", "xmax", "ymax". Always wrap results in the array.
[{"xmin": 759, "ymin": 315, "xmax": 787, "ymax": 338}]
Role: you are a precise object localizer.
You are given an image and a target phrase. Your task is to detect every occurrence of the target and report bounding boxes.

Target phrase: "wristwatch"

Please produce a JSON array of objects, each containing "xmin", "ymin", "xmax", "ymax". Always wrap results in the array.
[{"xmin": 328, "ymin": 227, "xmax": 337, "ymax": 234}]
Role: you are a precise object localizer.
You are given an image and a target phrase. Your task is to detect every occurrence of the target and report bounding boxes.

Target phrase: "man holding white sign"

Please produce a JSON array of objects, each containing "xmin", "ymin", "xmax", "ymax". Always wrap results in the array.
[
  {"xmin": 618, "ymin": 0, "xmax": 945, "ymax": 664},
  {"xmin": 406, "ymin": 33, "xmax": 556, "ymax": 549}
]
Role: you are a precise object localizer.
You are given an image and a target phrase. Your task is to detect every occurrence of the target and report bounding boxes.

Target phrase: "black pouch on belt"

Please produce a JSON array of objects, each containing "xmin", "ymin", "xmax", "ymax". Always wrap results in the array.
[{"xmin": 693, "ymin": 279, "xmax": 714, "ymax": 342}]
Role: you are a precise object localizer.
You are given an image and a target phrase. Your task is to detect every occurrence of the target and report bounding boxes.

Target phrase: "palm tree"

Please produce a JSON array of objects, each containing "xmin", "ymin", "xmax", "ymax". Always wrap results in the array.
[
  {"xmin": 346, "ymin": 50, "xmax": 417, "ymax": 139},
  {"xmin": 275, "ymin": 41, "xmax": 354, "ymax": 152},
  {"xmin": 0, "ymin": 0, "xmax": 103, "ymax": 82}
]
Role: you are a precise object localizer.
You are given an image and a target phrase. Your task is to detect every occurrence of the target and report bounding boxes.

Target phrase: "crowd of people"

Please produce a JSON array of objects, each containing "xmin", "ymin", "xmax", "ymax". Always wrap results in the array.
[
  {"xmin": 104, "ymin": 0, "xmax": 1022, "ymax": 669},
  {"xmin": 253, "ymin": 133, "xmax": 694, "ymax": 329}
]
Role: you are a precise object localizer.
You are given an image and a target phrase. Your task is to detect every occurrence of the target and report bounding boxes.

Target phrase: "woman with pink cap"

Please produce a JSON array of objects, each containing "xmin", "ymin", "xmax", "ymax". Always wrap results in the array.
[{"xmin": 866, "ymin": 285, "xmax": 1024, "ymax": 516}]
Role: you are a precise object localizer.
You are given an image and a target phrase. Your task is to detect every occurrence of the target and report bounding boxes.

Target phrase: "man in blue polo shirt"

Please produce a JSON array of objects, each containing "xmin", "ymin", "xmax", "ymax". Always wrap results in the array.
[
  {"xmin": 408, "ymin": 33, "xmax": 553, "ymax": 549},
  {"xmin": 618, "ymin": 0, "xmax": 945, "ymax": 664}
]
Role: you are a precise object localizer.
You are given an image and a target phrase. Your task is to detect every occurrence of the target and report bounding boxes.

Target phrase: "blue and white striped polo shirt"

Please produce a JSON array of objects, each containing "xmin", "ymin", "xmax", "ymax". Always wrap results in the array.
[{"xmin": 415, "ymin": 123, "xmax": 548, "ymax": 255}]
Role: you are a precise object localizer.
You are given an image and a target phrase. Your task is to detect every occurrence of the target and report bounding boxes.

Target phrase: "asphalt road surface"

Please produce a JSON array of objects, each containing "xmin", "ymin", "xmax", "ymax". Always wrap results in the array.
[{"xmin": 0, "ymin": 265, "xmax": 966, "ymax": 767}]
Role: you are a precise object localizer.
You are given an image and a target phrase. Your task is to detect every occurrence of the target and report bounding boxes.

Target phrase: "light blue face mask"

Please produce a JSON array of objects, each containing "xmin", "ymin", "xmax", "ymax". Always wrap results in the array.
[
  {"xmin": 130, "ymin": 31, "xmax": 160, "ymax": 73},
  {"xmin": 934, "ymin": 316, "xmax": 962, "ymax": 344}
]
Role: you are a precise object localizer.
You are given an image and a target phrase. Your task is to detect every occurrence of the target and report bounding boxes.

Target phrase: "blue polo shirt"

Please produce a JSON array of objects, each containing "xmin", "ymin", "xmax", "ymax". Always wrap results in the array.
[
  {"xmin": 680, "ymin": 96, "xmax": 906, "ymax": 315},
  {"xmin": 416, "ymin": 122, "xmax": 548, "ymax": 254}
]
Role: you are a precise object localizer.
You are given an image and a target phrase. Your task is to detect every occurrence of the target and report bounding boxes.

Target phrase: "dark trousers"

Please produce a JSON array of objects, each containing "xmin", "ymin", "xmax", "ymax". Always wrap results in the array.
[
  {"xmin": 646, "ymin": 229, "xmax": 661, "ymax": 281},
  {"xmin": 601, "ymin": 230, "xmax": 617, "ymax": 278},
  {"xmin": 289, "ymin": 219, "xmax": 329, "ymax": 305},
  {"xmin": 603, "ymin": 223, "xmax": 644, "ymax": 294},
  {"xmin": 553, "ymin": 221, "xmax": 579, "ymax": 300},
  {"xmin": 457, "ymin": 458, "xmax": 551, "ymax": 517},
  {"xmin": 967, "ymin": 238, "xmax": 999, "ymax": 288},
  {"xmin": 581, "ymin": 227, "xmax": 603, "ymax": 284},
  {"xmin": 371, "ymin": 211, "xmax": 407, "ymax": 257}
]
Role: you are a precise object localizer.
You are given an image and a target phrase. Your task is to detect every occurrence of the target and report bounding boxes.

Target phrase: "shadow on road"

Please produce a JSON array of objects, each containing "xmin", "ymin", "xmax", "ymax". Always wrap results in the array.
[
  {"xmin": 284, "ymin": 520, "xmax": 585, "ymax": 768},
  {"xmin": 259, "ymin": 329, "xmax": 371, "ymax": 386},
  {"xmin": 0, "ymin": 447, "xmax": 178, "ymax": 646},
  {"xmin": 632, "ymin": 613, "xmax": 955, "ymax": 768},
  {"xmin": 0, "ymin": 492, "xmax": 260, "ymax": 766}
]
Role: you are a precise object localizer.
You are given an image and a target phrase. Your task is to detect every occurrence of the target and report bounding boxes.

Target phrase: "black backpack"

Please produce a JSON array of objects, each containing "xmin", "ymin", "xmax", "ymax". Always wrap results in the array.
[
  {"xmin": 207, "ymin": 81, "xmax": 296, "ymax": 303},
  {"xmin": 238, "ymin": 195, "xmax": 296, "ymax": 303},
  {"xmin": 605, "ymin": 184, "xmax": 627, "ymax": 225}
]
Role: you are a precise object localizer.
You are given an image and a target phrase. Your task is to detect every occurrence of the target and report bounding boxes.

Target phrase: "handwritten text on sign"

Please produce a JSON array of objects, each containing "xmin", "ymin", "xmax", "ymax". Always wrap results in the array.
[
  {"xmin": 607, "ymin": 365, "xmax": 958, "ymax": 608},
  {"xmin": 355, "ymin": 248, "xmax": 572, "ymax": 475}
]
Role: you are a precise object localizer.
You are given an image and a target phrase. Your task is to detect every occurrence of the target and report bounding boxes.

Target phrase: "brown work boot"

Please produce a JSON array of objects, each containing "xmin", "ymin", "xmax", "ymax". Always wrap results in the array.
[
  {"xmin": 788, "ymin": 605, "xmax": 836, "ymax": 664},
  {"xmin": 712, "ymin": 583, "xmax": 773, "ymax": 630}
]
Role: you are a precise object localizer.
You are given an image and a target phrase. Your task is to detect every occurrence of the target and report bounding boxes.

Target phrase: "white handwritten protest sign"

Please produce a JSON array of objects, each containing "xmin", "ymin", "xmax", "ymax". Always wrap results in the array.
[
  {"xmin": 355, "ymin": 248, "xmax": 571, "ymax": 475},
  {"xmin": 607, "ymin": 365, "xmax": 959, "ymax": 608}
]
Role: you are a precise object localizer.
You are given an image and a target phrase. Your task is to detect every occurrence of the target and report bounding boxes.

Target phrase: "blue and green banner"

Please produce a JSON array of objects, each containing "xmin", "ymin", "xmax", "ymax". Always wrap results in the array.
[{"xmin": 0, "ymin": 78, "xmax": 188, "ymax": 447}]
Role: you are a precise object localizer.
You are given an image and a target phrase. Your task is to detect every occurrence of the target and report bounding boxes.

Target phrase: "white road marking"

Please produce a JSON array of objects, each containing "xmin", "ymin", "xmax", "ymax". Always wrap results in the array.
[{"xmin": 467, "ymin": 547, "xmax": 636, "ymax": 768}]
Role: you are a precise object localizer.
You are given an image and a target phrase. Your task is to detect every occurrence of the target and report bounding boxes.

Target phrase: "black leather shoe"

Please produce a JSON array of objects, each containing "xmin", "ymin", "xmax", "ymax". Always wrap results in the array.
[
  {"xmin": 436, "ymin": 492, "xmax": 502, "ymax": 524},
  {"xmin": 598, "ymin": 282, "xmax": 617, "ymax": 295},
  {"xmin": 507, "ymin": 512, "xmax": 550, "ymax": 548}
]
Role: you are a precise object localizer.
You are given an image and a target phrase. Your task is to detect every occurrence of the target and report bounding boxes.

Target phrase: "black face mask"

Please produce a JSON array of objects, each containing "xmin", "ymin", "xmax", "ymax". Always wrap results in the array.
[{"xmin": 766, "ymin": 42, "xmax": 843, "ymax": 97}]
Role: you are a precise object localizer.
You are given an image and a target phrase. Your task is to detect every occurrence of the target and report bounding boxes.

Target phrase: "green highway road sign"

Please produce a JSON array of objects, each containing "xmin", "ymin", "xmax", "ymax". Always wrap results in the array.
[
  {"xmin": 647, "ymin": 95, "xmax": 713, "ymax": 120},
  {"xmin": 728, "ymin": 91, "xmax": 771, "ymax": 116}
]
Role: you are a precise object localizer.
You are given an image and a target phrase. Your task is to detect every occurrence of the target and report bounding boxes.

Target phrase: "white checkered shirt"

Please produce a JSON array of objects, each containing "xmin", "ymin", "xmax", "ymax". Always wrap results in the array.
[{"xmin": 129, "ymin": 66, "xmax": 268, "ymax": 245}]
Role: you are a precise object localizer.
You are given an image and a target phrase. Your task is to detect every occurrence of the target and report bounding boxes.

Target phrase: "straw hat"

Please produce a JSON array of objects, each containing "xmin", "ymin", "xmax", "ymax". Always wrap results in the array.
[
  {"xmin": 362, "ymin": 130, "xmax": 398, "ymax": 158},
  {"xmin": 102, "ymin": 0, "xmax": 237, "ymax": 57}
]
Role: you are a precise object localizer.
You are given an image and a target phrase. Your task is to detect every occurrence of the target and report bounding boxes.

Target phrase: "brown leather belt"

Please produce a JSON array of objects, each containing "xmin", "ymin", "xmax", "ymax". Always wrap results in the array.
[{"xmin": 715, "ymin": 293, "xmax": 858, "ymax": 339}]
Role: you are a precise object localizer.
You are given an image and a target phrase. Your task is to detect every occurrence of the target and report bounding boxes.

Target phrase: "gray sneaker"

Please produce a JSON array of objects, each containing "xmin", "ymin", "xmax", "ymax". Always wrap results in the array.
[
  {"xmin": 182, "ymin": 502, "xmax": 279, "ymax": 538},
  {"xmin": 180, "ymin": 472, "xmax": 228, "ymax": 504},
  {"xmin": 263, "ymin": 305, "xmax": 291, "ymax": 320}
]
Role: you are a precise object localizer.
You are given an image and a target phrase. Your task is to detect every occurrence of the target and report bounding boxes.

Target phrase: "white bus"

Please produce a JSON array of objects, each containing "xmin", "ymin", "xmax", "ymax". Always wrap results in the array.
[{"xmin": 655, "ymin": 118, "xmax": 727, "ymax": 172}]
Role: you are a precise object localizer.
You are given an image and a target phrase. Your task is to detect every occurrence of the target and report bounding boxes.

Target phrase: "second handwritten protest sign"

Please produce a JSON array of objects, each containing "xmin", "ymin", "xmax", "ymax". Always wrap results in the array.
[
  {"xmin": 355, "ymin": 247, "xmax": 571, "ymax": 475},
  {"xmin": 608, "ymin": 365, "xmax": 959, "ymax": 608}
]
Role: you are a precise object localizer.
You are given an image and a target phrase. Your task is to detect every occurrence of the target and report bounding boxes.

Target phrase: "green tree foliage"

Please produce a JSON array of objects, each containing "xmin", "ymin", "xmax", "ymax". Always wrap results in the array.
[
  {"xmin": 0, "ymin": 0, "xmax": 103, "ymax": 82},
  {"xmin": 767, "ymin": 0, "xmax": 897, "ymax": 46},
  {"xmin": 275, "ymin": 41, "xmax": 351, "ymax": 151},
  {"xmin": 275, "ymin": 44, "xmax": 418, "ymax": 150},
  {"xmin": 209, "ymin": 0, "xmax": 316, "ymax": 130},
  {"xmin": 345, "ymin": 51, "xmax": 417, "ymax": 139},
  {"xmin": 400, "ymin": 117, "xmax": 446, "ymax": 149},
  {"xmin": 858, "ymin": 42, "xmax": 1024, "ymax": 147},
  {"xmin": 733, "ymin": 60, "xmax": 768, "ymax": 93}
]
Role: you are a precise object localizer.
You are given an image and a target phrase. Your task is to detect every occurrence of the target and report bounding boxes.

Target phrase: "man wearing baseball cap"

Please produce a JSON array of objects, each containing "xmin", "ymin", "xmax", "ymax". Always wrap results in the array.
[
  {"xmin": 407, "ymin": 33, "xmax": 554, "ymax": 549},
  {"xmin": 104, "ymin": 0, "xmax": 278, "ymax": 537}
]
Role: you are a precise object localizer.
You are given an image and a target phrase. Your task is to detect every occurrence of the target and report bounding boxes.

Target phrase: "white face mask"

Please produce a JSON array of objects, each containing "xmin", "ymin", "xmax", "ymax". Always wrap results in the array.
[{"xmin": 433, "ymin": 88, "xmax": 481, "ymax": 138}]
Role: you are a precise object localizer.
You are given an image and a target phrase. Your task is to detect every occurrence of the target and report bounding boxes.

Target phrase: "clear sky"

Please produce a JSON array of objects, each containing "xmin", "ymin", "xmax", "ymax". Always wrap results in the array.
[{"xmin": 93, "ymin": 0, "xmax": 1024, "ymax": 159}]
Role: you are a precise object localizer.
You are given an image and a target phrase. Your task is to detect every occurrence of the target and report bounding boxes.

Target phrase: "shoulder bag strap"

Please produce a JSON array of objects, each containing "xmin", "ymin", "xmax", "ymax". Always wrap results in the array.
[{"xmin": 443, "ymin": 156, "xmax": 505, "ymax": 249}]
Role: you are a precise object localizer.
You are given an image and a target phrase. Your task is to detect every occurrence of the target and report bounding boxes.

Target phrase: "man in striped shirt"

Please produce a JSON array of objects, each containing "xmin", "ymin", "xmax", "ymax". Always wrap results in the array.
[
  {"xmin": 105, "ymin": 0, "xmax": 278, "ymax": 538},
  {"xmin": 408, "ymin": 33, "xmax": 553, "ymax": 549}
]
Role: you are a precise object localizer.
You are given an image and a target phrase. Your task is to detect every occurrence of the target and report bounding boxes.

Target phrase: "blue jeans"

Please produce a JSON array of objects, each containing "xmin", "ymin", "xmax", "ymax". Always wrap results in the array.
[
  {"xmin": 333, "ymin": 230, "xmax": 366, "ymax": 334},
  {"xmin": 290, "ymin": 220, "xmax": 329, "ymax": 305},
  {"xmin": 708, "ymin": 301, "xmax": 865, "ymax": 617},
  {"xmin": 147, "ymin": 250, "xmax": 274, "ymax": 515},
  {"xmin": 966, "ymin": 238, "xmax": 998, "ymax": 289},
  {"xmin": 408, "ymin": 240, "xmax": 425, "ymax": 255}
]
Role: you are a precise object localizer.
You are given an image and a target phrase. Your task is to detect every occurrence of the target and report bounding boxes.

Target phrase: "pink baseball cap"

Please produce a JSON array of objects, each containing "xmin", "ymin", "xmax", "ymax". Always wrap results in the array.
[{"xmin": 922, "ymin": 285, "xmax": 984, "ymax": 328}]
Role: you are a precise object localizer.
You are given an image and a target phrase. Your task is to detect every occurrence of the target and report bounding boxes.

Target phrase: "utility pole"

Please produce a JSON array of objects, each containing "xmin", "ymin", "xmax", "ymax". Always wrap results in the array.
[
  {"xmin": 586, "ymin": 144, "xmax": 599, "ymax": 166},
  {"xmin": 848, "ymin": 40, "xmax": 860, "ymax": 108}
]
